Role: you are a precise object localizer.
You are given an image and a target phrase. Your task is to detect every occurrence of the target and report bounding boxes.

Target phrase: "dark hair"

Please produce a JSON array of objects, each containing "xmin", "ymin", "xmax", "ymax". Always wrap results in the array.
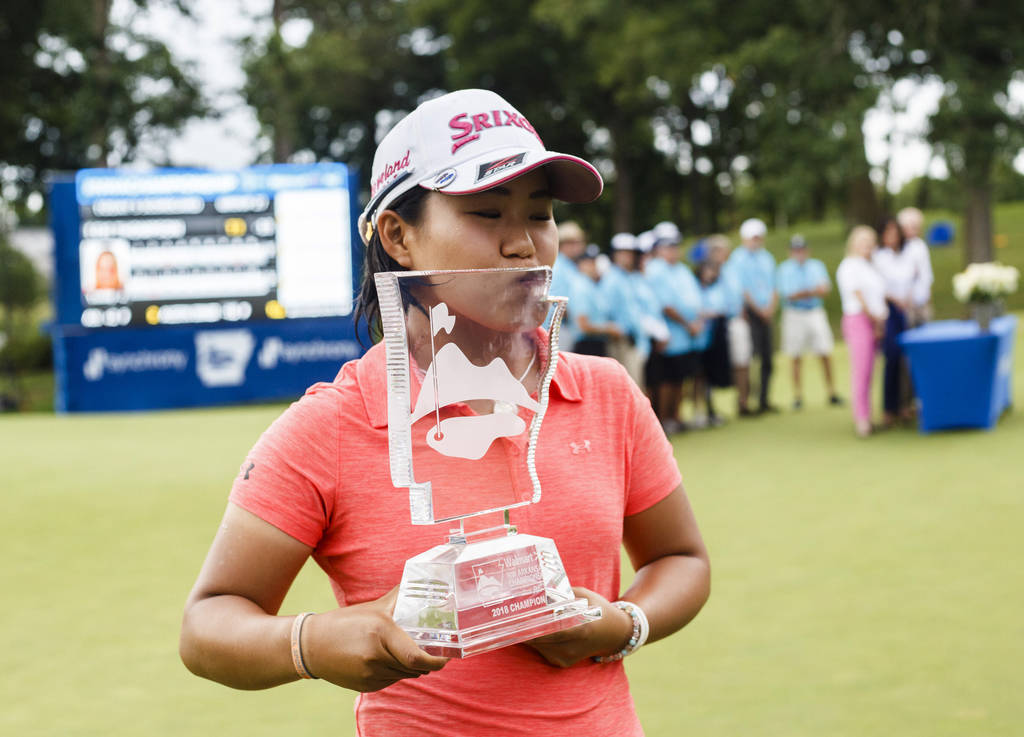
[
  {"xmin": 875, "ymin": 215, "xmax": 906, "ymax": 252},
  {"xmin": 353, "ymin": 186, "xmax": 430, "ymax": 344}
]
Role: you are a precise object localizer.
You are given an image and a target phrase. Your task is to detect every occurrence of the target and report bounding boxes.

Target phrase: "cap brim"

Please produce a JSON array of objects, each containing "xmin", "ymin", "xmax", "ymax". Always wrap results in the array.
[{"xmin": 419, "ymin": 147, "xmax": 603, "ymax": 203}]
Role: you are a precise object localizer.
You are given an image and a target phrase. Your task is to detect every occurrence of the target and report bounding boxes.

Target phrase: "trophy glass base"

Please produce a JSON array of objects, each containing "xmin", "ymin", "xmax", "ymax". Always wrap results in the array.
[{"xmin": 393, "ymin": 529, "xmax": 602, "ymax": 658}]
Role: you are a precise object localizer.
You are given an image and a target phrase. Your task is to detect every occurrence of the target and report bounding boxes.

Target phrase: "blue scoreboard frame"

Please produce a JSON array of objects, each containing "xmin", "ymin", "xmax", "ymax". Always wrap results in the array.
[{"xmin": 48, "ymin": 164, "xmax": 367, "ymax": 412}]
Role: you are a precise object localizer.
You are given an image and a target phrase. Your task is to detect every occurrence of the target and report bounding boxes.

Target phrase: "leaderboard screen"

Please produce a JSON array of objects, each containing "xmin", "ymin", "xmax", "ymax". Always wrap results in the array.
[{"xmin": 73, "ymin": 164, "xmax": 356, "ymax": 329}]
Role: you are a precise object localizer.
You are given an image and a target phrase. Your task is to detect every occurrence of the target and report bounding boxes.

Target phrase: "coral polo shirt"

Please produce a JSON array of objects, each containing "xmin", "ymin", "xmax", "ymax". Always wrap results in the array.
[{"xmin": 230, "ymin": 342, "xmax": 681, "ymax": 737}]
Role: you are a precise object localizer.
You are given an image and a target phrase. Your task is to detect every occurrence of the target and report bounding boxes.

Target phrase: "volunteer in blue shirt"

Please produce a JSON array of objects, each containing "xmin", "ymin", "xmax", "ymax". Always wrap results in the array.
[
  {"xmin": 725, "ymin": 218, "xmax": 777, "ymax": 415},
  {"xmin": 599, "ymin": 232, "xmax": 646, "ymax": 386},
  {"xmin": 633, "ymin": 230, "xmax": 670, "ymax": 397},
  {"xmin": 776, "ymin": 234, "xmax": 843, "ymax": 409},
  {"xmin": 550, "ymin": 221, "xmax": 587, "ymax": 350},
  {"xmin": 646, "ymin": 222, "xmax": 703, "ymax": 433},
  {"xmin": 567, "ymin": 244, "xmax": 621, "ymax": 357},
  {"xmin": 695, "ymin": 257, "xmax": 732, "ymax": 427}
]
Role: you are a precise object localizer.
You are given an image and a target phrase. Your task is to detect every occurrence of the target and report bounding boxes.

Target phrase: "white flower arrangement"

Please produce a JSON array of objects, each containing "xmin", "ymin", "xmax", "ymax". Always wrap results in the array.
[{"xmin": 952, "ymin": 262, "xmax": 1020, "ymax": 304}]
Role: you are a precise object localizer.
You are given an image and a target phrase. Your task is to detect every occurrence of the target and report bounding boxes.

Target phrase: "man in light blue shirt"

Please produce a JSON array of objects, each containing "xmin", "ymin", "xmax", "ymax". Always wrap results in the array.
[
  {"xmin": 567, "ymin": 244, "xmax": 621, "ymax": 356},
  {"xmin": 725, "ymin": 217, "xmax": 778, "ymax": 414},
  {"xmin": 646, "ymin": 221, "xmax": 702, "ymax": 433},
  {"xmin": 776, "ymin": 234, "xmax": 842, "ymax": 409},
  {"xmin": 549, "ymin": 221, "xmax": 587, "ymax": 349},
  {"xmin": 599, "ymin": 232, "xmax": 646, "ymax": 386}
]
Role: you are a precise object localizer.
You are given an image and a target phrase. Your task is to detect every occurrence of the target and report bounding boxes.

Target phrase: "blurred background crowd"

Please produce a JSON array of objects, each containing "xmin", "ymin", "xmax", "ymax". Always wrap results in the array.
[{"xmin": 550, "ymin": 206, "xmax": 935, "ymax": 437}]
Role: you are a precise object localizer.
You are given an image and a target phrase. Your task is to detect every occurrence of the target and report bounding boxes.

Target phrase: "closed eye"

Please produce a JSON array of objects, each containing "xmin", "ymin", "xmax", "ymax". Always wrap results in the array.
[{"xmin": 469, "ymin": 210, "xmax": 500, "ymax": 219}]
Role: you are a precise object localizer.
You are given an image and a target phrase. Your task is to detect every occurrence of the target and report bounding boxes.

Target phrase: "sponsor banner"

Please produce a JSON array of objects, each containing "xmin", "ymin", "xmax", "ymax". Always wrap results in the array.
[{"xmin": 53, "ymin": 318, "xmax": 364, "ymax": 412}]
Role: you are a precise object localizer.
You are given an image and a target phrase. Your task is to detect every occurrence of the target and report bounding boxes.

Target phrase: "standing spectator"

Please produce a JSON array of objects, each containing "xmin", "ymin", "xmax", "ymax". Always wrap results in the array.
[
  {"xmin": 724, "ymin": 218, "xmax": 778, "ymax": 415},
  {"xmin": 707, "ymin": 234, "xmax": 747, "ymax": 415},
  {"xmin": 837, "ymin": 226, "xmax": 888, "ymax": 437},
  {"xmin": 631, "ymin": 230, "xmax": 671, "ymax": 396},
  {"xmin": 897, "ymin": 207, "xmax": 934, "ymax": 327},
  {"xmin": 550, "ymin": 221, "xmax": 588, "ymax": 350},
  {"xmin": 872, "ymin": 216, "xmax": 916, "ymax": 427},
  {"xmin": 600, "ymin": 232, "xmax": 646, "ymax": 386},
  {"xmin": 695, "ymin": 258, "xmax": 731, "ymax": 426},
  {"xmin": 646, "ymin": 222, "xmax": 703, "ymax": 433},
  {"xmin": 776, "ymin": 234, "xmax": 843, "ymax": 410},
  {"xmin": 568, "ymin": 244, "xmax": 621, "ymax": 357}
]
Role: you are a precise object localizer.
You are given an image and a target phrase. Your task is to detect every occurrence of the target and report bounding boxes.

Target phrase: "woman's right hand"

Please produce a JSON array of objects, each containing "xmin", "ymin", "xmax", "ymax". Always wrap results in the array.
[{"xmin": 302, "ymin": 588, "xmax": 449, "ymax": 692}]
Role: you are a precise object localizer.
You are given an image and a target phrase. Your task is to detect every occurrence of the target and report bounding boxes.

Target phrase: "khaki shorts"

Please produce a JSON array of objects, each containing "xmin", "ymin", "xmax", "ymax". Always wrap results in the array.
[
  {"xmin": 728, "ymin": 316, "xmax": 752, "ymax": 367},
  {"xmin": 781, "ymin": 307, "xmax": 834, "ymax": 357},
  {"xmin": 606, "ymin": 336, "xmax": 646, "ymax": 388}
]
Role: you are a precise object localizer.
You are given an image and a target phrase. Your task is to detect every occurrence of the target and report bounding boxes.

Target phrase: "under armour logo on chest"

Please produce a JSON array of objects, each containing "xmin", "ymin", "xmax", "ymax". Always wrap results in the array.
[{"xmin": 569, "ymin": 440, "xmax": 592, "ymax": 454}]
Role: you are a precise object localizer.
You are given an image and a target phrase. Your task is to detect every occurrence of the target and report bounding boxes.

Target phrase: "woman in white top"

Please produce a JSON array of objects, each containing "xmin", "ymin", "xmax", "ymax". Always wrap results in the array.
[
  {"xmin": 872, "ymin": 216, "xmax": 914, "ymax": 426},
  {"xmin": 837, "ymin": 226, "xmax": 888, "ymax": 437}
]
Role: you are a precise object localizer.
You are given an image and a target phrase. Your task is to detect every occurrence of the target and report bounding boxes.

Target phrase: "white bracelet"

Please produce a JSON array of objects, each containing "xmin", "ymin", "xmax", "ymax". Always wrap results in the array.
[
  {"xmin": 593, "ymin": 600, "xmax": 650, "ymax": 663},
  {"xmin": 630, "ymin": 600, "xmax": 651, "ymax": 650}
]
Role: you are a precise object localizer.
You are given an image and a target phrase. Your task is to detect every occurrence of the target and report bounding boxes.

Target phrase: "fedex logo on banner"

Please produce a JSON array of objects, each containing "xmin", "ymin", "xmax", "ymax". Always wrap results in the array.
[
  {"xmin": 449, "ymin": 110, "xmax": 543, "ymax": 154},
  {"xmin": 371, "ymin": 150, "xmax": 411, "ymax": 197}
]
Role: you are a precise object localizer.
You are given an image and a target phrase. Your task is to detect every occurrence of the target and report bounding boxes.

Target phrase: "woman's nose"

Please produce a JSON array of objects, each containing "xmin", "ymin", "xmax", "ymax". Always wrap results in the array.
[{"xmin": 501, "ymin": 223, "xmax": 537, "ymax": 260}]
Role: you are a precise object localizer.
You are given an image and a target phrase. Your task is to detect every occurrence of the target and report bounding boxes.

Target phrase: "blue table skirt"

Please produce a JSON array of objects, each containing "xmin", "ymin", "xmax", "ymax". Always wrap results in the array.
[{"xmin": 899, "ymin": 315, "xmax": 1016, "ymax": 432}]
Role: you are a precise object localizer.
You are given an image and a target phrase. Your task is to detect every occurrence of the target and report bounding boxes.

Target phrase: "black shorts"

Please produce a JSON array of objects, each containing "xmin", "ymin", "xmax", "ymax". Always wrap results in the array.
[
  {"xmin": 663, "ymin": 351, "xmax": 698, "ymax": 382},
  {"xmin": 644, "ymin": 350, "xmax": 669, "ymax": 388},
  {"xmin": 572, "ymin": 337, "xmax": 607, "ymax": 357}
]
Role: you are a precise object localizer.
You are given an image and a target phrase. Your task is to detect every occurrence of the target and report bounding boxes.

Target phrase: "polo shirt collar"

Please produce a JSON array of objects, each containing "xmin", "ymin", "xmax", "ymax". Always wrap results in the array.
[{"xmin": 358, "ymin": 337, "xmax": 582, "ymax": 430}]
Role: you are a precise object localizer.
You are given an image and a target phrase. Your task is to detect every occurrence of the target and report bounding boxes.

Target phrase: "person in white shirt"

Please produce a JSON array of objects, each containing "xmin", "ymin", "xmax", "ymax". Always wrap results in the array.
[
  {"xmin": 837, "ymin": 226, "xmax": 888, "ymax": 437},
  {"xmin": 872, "ymin": 216, "xmax": 915, "ymax": 427},
  {"xmin": 897, "ymin": 207, "xmax": 934, "ymax": 326}
]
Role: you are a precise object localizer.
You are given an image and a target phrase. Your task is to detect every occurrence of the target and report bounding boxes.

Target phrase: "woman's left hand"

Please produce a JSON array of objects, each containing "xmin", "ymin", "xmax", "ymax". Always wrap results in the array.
[{"xmin": 524, "ymin": 587, "xmax": 633, "ymax": 668}]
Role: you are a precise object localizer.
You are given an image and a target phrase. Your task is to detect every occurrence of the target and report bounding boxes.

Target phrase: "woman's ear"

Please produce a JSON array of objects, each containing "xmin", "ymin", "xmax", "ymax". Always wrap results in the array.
[{"xmin": 377, "ymin": 210, "xmax": 414, "ymax": 269}]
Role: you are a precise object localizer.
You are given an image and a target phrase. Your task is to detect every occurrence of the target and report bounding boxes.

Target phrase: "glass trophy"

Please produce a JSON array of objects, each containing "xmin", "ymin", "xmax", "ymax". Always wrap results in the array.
[{"xmin": 374, "ymin": 266, "xmax": 601, "ymax": 658}]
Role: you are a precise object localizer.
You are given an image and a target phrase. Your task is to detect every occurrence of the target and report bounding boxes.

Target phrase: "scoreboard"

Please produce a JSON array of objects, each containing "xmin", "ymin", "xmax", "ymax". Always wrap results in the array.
[
  {"xmin": 73, "ymin": 165, "xmax": 354, "ymax": 329},
  {"xmin": 48, "ymin": 164, "xmax": 367, "ymax": 412}
]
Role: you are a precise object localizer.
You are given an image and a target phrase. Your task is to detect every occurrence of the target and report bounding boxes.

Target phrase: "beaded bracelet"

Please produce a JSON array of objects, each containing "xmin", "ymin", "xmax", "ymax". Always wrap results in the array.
[
  {"xmin": 592, "ymin": 600, "xmax": 650, "ymax": 663},
  {"xmin": 290, "ymin": 612, "xmax": 319, "ymax": 679}
]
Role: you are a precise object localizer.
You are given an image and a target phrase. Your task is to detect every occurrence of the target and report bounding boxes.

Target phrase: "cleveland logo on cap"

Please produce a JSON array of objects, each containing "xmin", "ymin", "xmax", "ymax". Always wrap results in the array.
[
  {"xmin": 449, "ymin": 110, "xmax": 543, "ymax": 154},
  {"xmin": 372, "ymin": 150, "xmax": 411, "ymax": 197}
]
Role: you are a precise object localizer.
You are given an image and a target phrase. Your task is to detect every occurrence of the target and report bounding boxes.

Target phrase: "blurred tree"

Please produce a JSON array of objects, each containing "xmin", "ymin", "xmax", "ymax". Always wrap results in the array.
[
  {"xmin": 410, "ymin": 0, "xmax": 633, "ymax": 240},
  {"xmin": 451, "ymin": 0, "xmax": 722, "ymax": 238},
  {"xmin": 238, "ymin": 0, "xmax": 1024, "ymax": 250},
  {"xmin": 897, "ymin": 1, "xmax": 1024, "ymax": 263},
  {"xmin": 717, "ymin": 2, "xmax": 893, "ymax": 230},
  {"xmin": 0, "ymin": 209, "xmax": 46, "ymax": 409},
  {"xmin": 0, "ymin": 1, "xmax": 207, "ymax": 213},
  {"xmin": 240, "ymin": 0, "xmax": 445, "ymax": 187}
]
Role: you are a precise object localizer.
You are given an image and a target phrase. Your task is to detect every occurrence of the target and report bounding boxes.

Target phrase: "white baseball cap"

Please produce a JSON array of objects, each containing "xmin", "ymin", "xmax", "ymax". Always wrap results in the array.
[
  {"xmin": 653, "ymin": 221, "xmax": 682, "ymax": 246},
  {"xmin": 610, "ymin": 232, "xmax": 639, "ymax": 251},
  {"xmin": 739, "ymin": 218, "xmax": 767, "ymax": 240},
  {"xmin": 358, "ymin": 89, "xmax": 604, "ymax": 244},
  {"xmin": 636, "ymin": 230, "xmax": 657, "ymax": 253}
]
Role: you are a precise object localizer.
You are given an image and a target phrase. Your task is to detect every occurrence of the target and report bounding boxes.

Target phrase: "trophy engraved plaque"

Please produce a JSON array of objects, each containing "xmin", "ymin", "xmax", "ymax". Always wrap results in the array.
[{"xmin": 375, "ymin": 266, "xmax": 601, "ymax": 657}]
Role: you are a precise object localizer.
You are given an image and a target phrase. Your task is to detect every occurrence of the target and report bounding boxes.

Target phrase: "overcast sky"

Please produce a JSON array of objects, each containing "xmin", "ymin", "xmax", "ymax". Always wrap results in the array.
[{"xmin": 120, "ymin": 0, "xmax": 1021, "ymax": 192}]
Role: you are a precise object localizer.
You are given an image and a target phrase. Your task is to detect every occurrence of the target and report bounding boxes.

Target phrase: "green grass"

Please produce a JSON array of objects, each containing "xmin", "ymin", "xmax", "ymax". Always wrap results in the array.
[{"xmin": 2, "ymin": 315, "xmax": 1022, "ymax": 736}]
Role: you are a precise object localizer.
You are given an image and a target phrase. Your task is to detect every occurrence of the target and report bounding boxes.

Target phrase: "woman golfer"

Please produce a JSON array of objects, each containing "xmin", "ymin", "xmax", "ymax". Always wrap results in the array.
[{"xmin": 180, "ymin": 89, "xmax": 709, "ymax": 737}]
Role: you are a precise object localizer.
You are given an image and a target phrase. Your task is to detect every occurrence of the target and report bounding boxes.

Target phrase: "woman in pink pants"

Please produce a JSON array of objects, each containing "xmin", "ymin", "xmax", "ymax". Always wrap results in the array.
[{"xmin": 836, "ymin": 226, "xmax": 888, "ymax": 437}]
